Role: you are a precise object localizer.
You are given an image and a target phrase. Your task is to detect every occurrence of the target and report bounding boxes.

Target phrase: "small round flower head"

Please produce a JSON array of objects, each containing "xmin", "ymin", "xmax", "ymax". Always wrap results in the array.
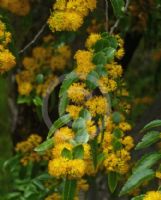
[
  {"xmin": 85, "ymin": 33, "xmax": 101, "ymax": 49},
  {"xmin": 67, "ymin": 82, "xmax": 90, "ymax": 103},
  {"xmin": 143, "ymin": 191, "xmax": 161, "ymax": 200}
]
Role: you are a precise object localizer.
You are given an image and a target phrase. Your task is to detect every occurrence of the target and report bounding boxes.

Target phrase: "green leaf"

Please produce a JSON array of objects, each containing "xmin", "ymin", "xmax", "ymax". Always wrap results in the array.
[
  {"xmin": 61, "ymin": 148, "xmax": 72, "ymax": 159},
  {"xmin": 108, "ymin": 172, "xmax": 118, "ymax": 193},
  {"xmin": 75, "ymin": 129, "xmax": 89, "ymax": 144},
  {"xmin": 103, "ymin": 47, "xmax": 116, "ymax": 63},
  {"xmin": 79, "ymin": 109, "xmax": 91, "ymax": 120},
  {"xmin": 133, "ymin": 152, "xmax": 161, "ymax": 173},
  {"xmin": 59, "ymin": 71, "xmax": 78, "ymax": 97},
  {"xmin": 112, "ymin": 138, "xmax": 122, "ymax": 150},
  {"xmin": 90, "ymin": 138, "xmax": 98, "ymax": 168},
  {"xmin": 135, "ymin": 131, "xmax": 161, "ymax": 150},
  {"xmin": 34, "ymin": 138, "xmax": 53, "ymax": 152},
  {"xmin": 59, "ymin": 93, "xmax": 69, "ymax": 116},
  {"xmin": 110, "ymin": 0, "xmax": 125, "ymax": 18},
  {"xmin": 97, "ymin": 153, "xmax": 105, "ymax": 166},
  {"xmin": 113, "ymin": 128, "xmax": 123, "ymax": 138},
  {"xmin": 94, "ymin": 39, "xmax": 110, "ymax": 52},
  {"xmin": 86, "ymin": 71, "xmax": 99, "ymax": 89},
  {"xmin": 33, "ymin": 96, "xmax": 43, "ymax": 106},
  {"xmin": 112, "ymin": 112, "xmax": 122, "ymax": 124},
  {"xmin": 119, "ymin": 169, "xmax": 155, "ymax": 196},
  {"xmin": 93, "ymin": 52, "xmax": 107, "ymax": 65},
  {"xmin": 131, "ymin": 195, "xmax": 145, "ymax": 200},
  {"xmin": 17, "ymin": 95, "xmax": 32, "ymax": 104},
  {"xmin": 73, "ymin": 145, "xmax": 84, "ymax": 159},
  {"xmin": 35, "ymin": 74, "xmax": 44, "ymax": 84},
  {"xmin": 141, "ymin": 120, "xmax": 161, "ymax": 132},
  {"xmin": 63, "ymin": 179, "xmax": 77, "ymax": 200},
  {"xmin": 72, "ymin": 117, "xmax": 86, "ymax": 132},
  {"xmin": 47, "ymin": 114, "xmax": 71, "ymax": 139}
]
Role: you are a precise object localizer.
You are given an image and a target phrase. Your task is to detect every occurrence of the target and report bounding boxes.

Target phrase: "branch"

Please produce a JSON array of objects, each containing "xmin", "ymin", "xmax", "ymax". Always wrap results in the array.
[
  {"xmin": 19, "ymin": 23, "xmax": 47, "ymax": 54},
  {"xmin": 105, "ymin": 0, "xmax": 109, "ymax": 32},
  {"xmin": 110, "ymin": 0, "xmax": 130, "ymax": 34}
]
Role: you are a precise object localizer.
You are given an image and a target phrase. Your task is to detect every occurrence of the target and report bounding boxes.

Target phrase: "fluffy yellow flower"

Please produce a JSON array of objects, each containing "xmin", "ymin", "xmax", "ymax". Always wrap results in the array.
[
  {"xmin": 0, "ymin": 0, "xmax": 30, "ymax": 16},
  {"xmin": 99, "ymin": 77, "xmax": 117, "ymax": 93},
  {"xmin": 22, "ymin": 57, "xmax": 38, "ymax": 70},
  {"xmin": 52, "ymin": 142, "xmax": 73, "ymax": 158},
  {"xmin": 67, "ymin": 82, "xmax": 90, "ymax": 103},
  {"xmin": 122, "ymin": 136, "xmax": 134, "ymax": 150},
  {"xmin": 48, "ymin": 158, "xmax": 85, "ymax": 179},
  {"xmin": 74, "ymin": 50, "xmax": 95, "ymax": 79},
  {"xmin": 48, "ymin": 11, "xmax": 83, "ymax": 32},
  {"xmin": 0, "ymin": 49, "xmax": 16, "ymax": 73},
  {"xmin": 17, "ymin": 82, "xmax": 32, "ymax": 96},
  {"xmin": 54, "ymin": 127, "xmax": 74, "ymax": 144},
  {"xmin": 50, "ymin": 55, "xmax": 66, "ymax": 71},
  {"xmin": 45, "ymin": 193, "xmax": 61, "ymax": 200},
  {"xmin": 85, "ymin": 96, "xmax": 109, "ymax": 116},
  {"xmin": 118, "ymin": 122, "xmax": 132, "ymax": 132},
  {"xmin": 106, "ymin": 63, "xmax": 123, "ymax": 78},
  {"xmin": 85, "ymin": 33, "xmax": 101, "ymax": 49},
  {"xmin": 143, "ymin": 191, "xmax": 161, "ymax": 200},
  {"xmin": 66, "ymin": 105, "xmax": 82, "ymax": 119},
  {"xmin": 115, "ymin": 48, "xmax": 125, "ymax": 59},
  {"xmin": 32, "ymin": 47, "xmax": 47, "ymax": 60}
]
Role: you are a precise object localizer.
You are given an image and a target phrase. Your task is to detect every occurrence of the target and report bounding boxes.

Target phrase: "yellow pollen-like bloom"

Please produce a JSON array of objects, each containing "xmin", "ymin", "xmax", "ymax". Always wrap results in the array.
[
  {"xmin": 99, "ymin": 77, "xmax": 117, "ymax": 93},
  {"xmin": 66, "ymin": 105, "xmax": 82, "ymax": 119},
  {"xmin": 85, "ymin": 96, "xmax": 109, "ymax": 116},
  {"xmin": 74, "ymin": 50, "xmax": 95, "ymax": 79},
  {"xmin": 45, "ymin": 193, "xmax": 61, "ymax": 200},
  {"xmin": 118, "ymin": 122, "xmax": 132, "ymax": 132},
  {"xmin": 67, "ymin": 82, "xmax": 90, "ymax": 103},
  {"xmin": 17, "ymin": 82, "xmax": 32, "ymax": 96},
  {"xmin": 54, "ymin": 127, "xmax": 74, "ymax": 144},
  {"xmin": 0, "ymin": 49, "xmax": 16, "ymax": 73},
  {"xmin": 85, "ymin": 33, "xmax": 101, "ymax": 49},
  {"xmin": 52, "ymin": 142, "xmax": 73, "ymax": 158},
  {"xmin": 48, "ymin": 158, "xmax": 86, "ymax": 179},
  {"xmin": 143, "ymin": 191, "xmax": 161, "ymax": 200},
  {"xmin": 121, "ymin": 136, "xmax": 134, "ymax": 150}
]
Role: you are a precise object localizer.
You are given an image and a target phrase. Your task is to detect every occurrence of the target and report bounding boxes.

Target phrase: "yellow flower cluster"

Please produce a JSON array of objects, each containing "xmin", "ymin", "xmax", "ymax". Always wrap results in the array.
[
  {"xmin": 15, "ymin": 134, "xmax": 52, "ymax": 166},
  {"xmin": 85, "ymin": 33, "xmax": 101, "ymax": 49},
  {"xmin": 143, "ymin": 191, "xmax": 161, "ymax": 200},
  {"xmin": 16, "ymin": 36, "xmax": 71, "ymax": 97},
  {"xmin": 0, "ymin": 19, "xmax": 16, "ymax": 73},
  {"xmin": 100, "ymin": 115, "xmax": 134, "ymax": 174},
  {"xmin": 67, "ymin": 82, "xmax": 90, "ymax": 103},
  {"xmin": 49, "ymin": 157, "xmax": 85, "ymax": 179},
  {"xmin": 0, "ymin": 0, "xmax": 30, "ymax": 16},
  {"xmin": 48, "ymin": 0, "xmax": 96, "ymax": 32},
  {"xmin": 86, "ymin": 96, "xmax": 109, "ymax": 117},
  {"xmin": 48, "ymin": 125, "xmax": 96, "ymax": 179},
  {"xmin": 74, "ymin": 50, "xmax": 95, "ymax": 79}
]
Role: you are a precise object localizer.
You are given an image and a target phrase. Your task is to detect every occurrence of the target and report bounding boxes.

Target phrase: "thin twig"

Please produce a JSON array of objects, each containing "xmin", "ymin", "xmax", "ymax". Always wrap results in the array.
[
  {"xmin": 19, "ymin": 23, "xmax": 47, "ymax": 54},
  {"xmin": 105, "ymin": 0, "xmax": 109, "ymax": 32},
  {"xmin": 110, "ymin": 0, "xmax": 130, "ymax": 34}
]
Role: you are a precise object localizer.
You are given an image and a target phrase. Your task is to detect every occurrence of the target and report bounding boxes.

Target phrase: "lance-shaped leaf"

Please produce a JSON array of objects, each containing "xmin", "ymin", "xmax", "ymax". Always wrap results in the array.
[
  {"xmin": 108, "ymin": 172, "xmax": 118, "ymax": 193},
  {"xmin": 35, "ymin": 138, "xmax": 54, "ymax": 152},
  {"xmin": 141, "ymin": 119, "xmax": 161, "ymax": 132},
  {"xmin": 133, "ymin": 152, "xmax": 161, "ymax": 173},
  {"xmin": 59, "ymin": 71, "xmax": 78, "ymax": 97},
  {"xmin": 63, "ymin": 179, "xmax": 77, "ymax": 200},
  {"xmin": 47, "ymin": 114, "xmax": 71, "ymax": 139},
  {"xmin": 59, "ymin": 92, "xmax": 69, "ymax": 116},
  {"xmin": 119, "ymin": 169, "xmax": 155, "ymax": 196},
  {"xmin": 131, "ymin": 195, "xmax": 145, "ymax": 200},
  {"xmin": 135, "ymin": 131, "xmax": 161, "ymax": 150}
]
